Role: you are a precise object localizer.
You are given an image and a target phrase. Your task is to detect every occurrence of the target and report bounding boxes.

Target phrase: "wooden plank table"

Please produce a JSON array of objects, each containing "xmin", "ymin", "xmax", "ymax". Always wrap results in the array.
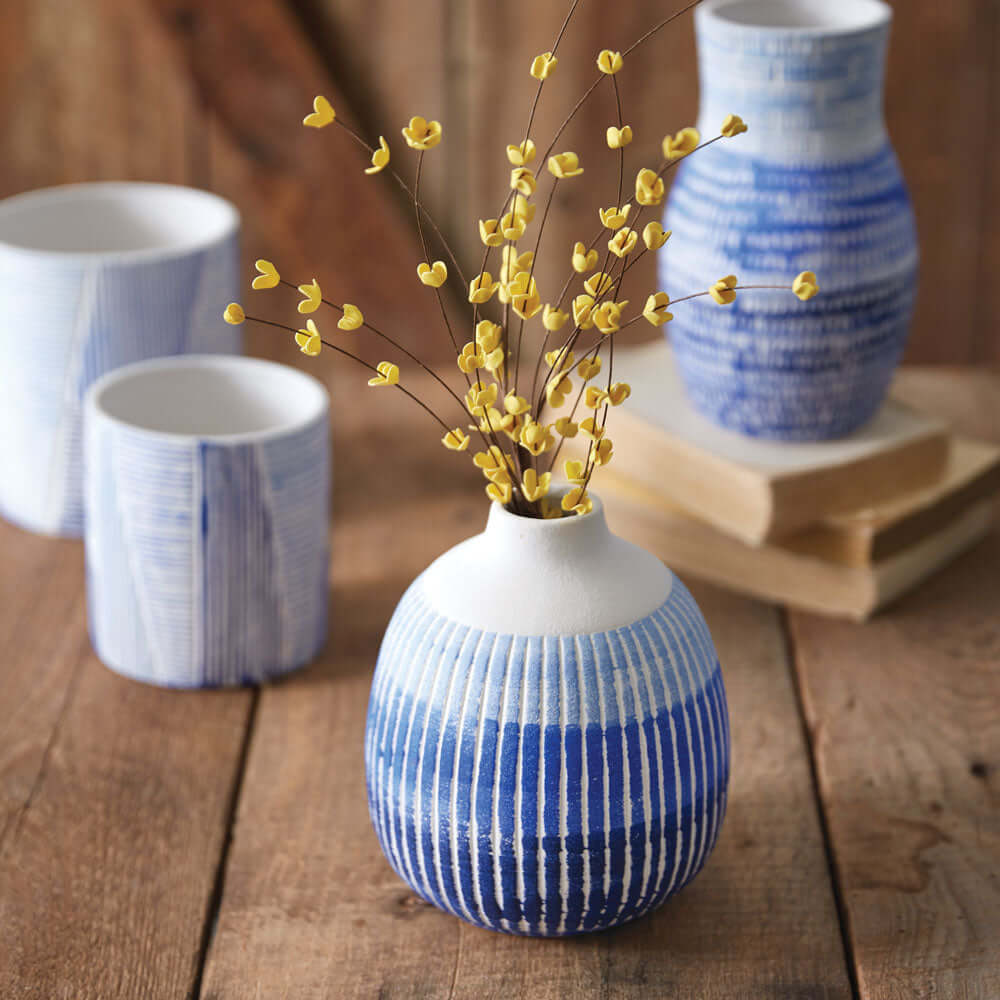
[{"xmin": 1, "ymin": 360, "xmax": 997, "ymax": 999}]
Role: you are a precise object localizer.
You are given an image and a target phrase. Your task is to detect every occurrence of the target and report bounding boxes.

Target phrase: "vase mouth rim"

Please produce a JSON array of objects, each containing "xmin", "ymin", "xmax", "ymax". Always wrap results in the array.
[
  {"xmin": 488, "ymin": 486, "xmax": 604, "ymax": 528},
  {"xmin": 700, "ymin": 0, "xmax": 890, "ymax": 35}
]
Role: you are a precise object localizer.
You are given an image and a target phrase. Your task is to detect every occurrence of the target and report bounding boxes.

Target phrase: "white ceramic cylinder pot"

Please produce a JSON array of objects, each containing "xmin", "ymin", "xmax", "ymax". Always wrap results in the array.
[
  {"xmin": 84, "ymin": 356, "xmax": 330, "ymax": 688},
  {"xmin": 0, "ymin": 182, "xmax": 241, "ymax": 537},
  {"xmin": 365, "ymin": 496, "xmax": 730, "ymax": 935}
]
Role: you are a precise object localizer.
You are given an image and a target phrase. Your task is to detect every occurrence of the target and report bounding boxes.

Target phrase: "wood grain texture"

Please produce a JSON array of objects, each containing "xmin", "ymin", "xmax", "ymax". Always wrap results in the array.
[
  {"xmin": 790, "ymin": 368, "xmax": 1000, "ymax": 1000},
  {"xmin": 199, "ymin": 369, "xmax": 851, "ymax": 999},
  {"xmin": 0, "ymin": 533, "xmax": 254, "ymax": 1000}
]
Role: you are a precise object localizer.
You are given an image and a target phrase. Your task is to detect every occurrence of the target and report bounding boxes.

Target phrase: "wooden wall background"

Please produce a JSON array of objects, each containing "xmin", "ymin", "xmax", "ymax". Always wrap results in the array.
[{"xmin": 1, "ymin": 0, "xmax": 997, "ymax": 365}]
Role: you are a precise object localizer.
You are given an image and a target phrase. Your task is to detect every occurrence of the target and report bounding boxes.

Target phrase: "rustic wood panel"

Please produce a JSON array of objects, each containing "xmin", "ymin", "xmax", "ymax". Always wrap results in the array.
[
  {"xmin": 0, "ymin": 532, "xmax": 255, "ymax": 999},
  {"xmin": 883, "ymin": 0, "xmax": 996, "ymax": 365},
  {"xmin": 200, "ymin": 364, "xmax": 851, "ymax": 998},
  {"xmin": 789, "ymin": 368, "xmax": 1000, "ymax": 1000}
]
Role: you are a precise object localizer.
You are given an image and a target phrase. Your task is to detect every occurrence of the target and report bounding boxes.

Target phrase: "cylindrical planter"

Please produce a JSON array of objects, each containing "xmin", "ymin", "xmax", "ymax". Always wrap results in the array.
[
  {"xmin": 84, "ymin": 356, "xmax": 330, "ymax": 688},
  {"xmin": 0, "ymin": 182, "xmax": 241, "ymax": 537},
  {"xmin": 365, "ymin": 496, "xmax": 729, "ymax": 936},
  {"xmin": 662, "ymin": 0, "xmax": 918, "ymax": 440}
]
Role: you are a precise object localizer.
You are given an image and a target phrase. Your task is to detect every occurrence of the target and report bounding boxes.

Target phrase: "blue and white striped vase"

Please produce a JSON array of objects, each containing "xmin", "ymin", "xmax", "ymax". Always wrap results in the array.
[
  {"xmin": 365, "ymin": 496, "xmax": 729, "ymax": 935},
  {"xmin": 662, "ymin": 0, "xmax": 918, "ymax": 440}
]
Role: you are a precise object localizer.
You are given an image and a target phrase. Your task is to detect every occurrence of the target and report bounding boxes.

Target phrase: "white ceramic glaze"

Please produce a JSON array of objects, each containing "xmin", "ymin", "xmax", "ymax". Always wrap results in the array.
[
  {"xmin": 84, "ymin": 355, "xmax": 330, "ymax": 687},
  {"xmin": 0, "ymin": 182, "xmax": 241, "ymax": 537},
  {"xmin": 423, "ymin": 495, "xmax": 672, "ymax": 634}
]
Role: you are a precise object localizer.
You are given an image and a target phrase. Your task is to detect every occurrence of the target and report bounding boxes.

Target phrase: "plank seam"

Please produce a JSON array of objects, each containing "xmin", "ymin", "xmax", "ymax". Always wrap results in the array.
[
  {"xmin": 0, "ymin": 633, "xmax": 90, "ymax": 855},
  {"xmin": 191, "ymin": 685, "xmax": 260, "ymax": 1000},
  {"xmin": 780, "ymin": 608, "xmax": 861, "ymax": 1000}
]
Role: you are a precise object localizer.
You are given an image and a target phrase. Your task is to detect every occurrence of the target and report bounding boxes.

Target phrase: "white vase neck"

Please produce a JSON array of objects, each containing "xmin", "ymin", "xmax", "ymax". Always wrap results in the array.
[{"xmin": 419, "ymin": 493, "xmax": 673, "ymax": 636}]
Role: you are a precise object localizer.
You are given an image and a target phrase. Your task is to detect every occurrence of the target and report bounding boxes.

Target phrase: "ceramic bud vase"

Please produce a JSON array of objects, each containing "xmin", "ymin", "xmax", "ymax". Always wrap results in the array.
[
  {"xmin": 365, "ymin": 496, "xmax": 729, "ymax": 936},
  {"xmin": 662, "ymin": 0, "xmax": 918, "ymax": 441}
]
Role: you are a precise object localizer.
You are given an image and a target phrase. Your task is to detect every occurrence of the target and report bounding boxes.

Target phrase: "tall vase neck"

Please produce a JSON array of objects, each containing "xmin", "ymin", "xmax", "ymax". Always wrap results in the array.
[{"xmin": 694, "ymin": 0, "xmax": 892, "ymax": 162}]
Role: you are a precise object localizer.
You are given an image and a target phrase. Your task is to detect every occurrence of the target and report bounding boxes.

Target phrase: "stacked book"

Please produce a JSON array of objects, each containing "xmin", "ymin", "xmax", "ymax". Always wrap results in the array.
[{"xmin": 595, "ymin": 343, "xmax": 999, "ymax": 620}]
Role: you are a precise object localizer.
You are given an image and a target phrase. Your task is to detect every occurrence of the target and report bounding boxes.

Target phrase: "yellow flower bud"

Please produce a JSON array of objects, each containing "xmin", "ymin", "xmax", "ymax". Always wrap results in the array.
[
  {"xmin": 476, "ymin": 320, "xmax": 502, "ymax": 353},
  {"xmin": 510, "ymin": 167, "xmax": 537, "ymax": 196},
  {"xmin": 297, "ymin": 278, "xmax": 322, "ymax": 314},
  {"xmin": 486, "ymin": 480, "xmax": 513, "ymax": 505},
  {"xmin": 468, "ymin": 271, "xmax": 497, "ymax": 304},
  {"xmin": 577, "ymin": 356, "xmax": 601, "ymax": 380},
  {"xmin": 521, "ymin": 469, "xmax": 552, "ymax": 502},
  {"xmin": 367, "ymin": 361, "xmax": 399, "ymax": 387},
  {"xmin": 507, "ymin": 139, "xmax": 537, "ymax": 166},
  {"xmin": 512, "ymin": 194, "xmax": 536, "ymax": 223},
  {"xmin": 608, "ymin": 382, "xmax": 631, "ymax": 406},
  {"xmin": 417, "ymin": 260, "xmax": 448, "ymax": 288},
  {"xmin": 793, "ymin": 270, "xmax": 819, "ymax": 301},
  {"xmin": 303, "ymin": 95, "xmax": 335, "ymax": 128},
  {"xmin": 365, "ymin": 136, "xmax": 390, "ymax": 174},
  {"xmin": 564, "ymin": 459, "xmax": 587, "ymax": 485},
  {"xmin": 608, "ymin": 227, "xmax": 638, "ymax": 258},
  {"xmin": 223, "ymin": 302, "xmax": 245, "ymax": 325},
  {"xmin": 338, "ymin": 303, "xmax": 364, "ymax": 331},
  {"xmin": 294, "ymin": 318, "xmax": 322, "ymax": 357},
  {"xmin": 572, "ymin": 294, "xmax": 596, "ymax": 330},
  {"xmin": 721, "ymin": 114, "xmax": 748, "ymax": 138},
  {"xmin": 546, "ymin": 373, "xmax": 574, "ymax": 408},
  {"xmin": 530, "ymin": 51, "xmax": 558, "ymax": 80},
  {"xmin": 500, "ymin": 212, "xmax": 527, "ymax": 241},
  {"xmin": 441, "ymin": 428, "xmax": 470, "ymax": 451},
  {"xmin": 598, "ymin": 204, "xmax": 631, "ymax": 230},
  {"xmin": 504, "ymin": 393, "xmax": 530, "ymax": 415},
  {"xmin": 642, "ymin": 222, "xmax": 671, "ymax": 251},
  {"xmin": 709, "ymin": 275, "xmax": 738, "ymax": 305},
  {"xmin": 562, "ymin": 486, "xmax": 593, "ymax": 516},
  {"xmin": 545, "ymin": 349, "xmax": 574, "ymax": 374},
  {"xmin": 458, "ymin": 341, "xmax": 486, "ymax": 374},
  {"xmin": 402, "ymin": 115, "xmax": 442, "ymax": 151},
  {"xmin": 579, "ymin": 417, "xmax": 605, "ymax": 441},
  {"xmin": 555, "ymin": 417, "xmax": 579, "ymax": 438},
  {"xmin": 585, "ymin": 386, "xmax": 610, "ymax": 409},
  {"xmin": 473, "ymin": 445, "xmax": 509, "ymax": 478},
  {"xmin": 590, "ymin": 437, "xmax": 614, "ymax": 467},
  {"xmin": 592, "ymin": 300, "xmax": 626, "ymax": 335},
  {"xmin": 596, "ymin": 49, "xmax": 624, "ymax": 74},
  {"xmin": 662, "ymin": 127, "xmax": 700, "ymax": 160},
  {"xmin": 572, "ymin": 241, "xmax": 599, "ymax": 273},
  {"xmin": 479, "ymin": 218, "xmax": 505, "ymax": 247},
  {"xmin": 483, "ymin": 346, "xmax": 505, "ymax": 372},
  {"xmin": 635, "ymin": 168, "xmax": 665, "ymax": 207},
  {"xmin": 465, "ymin": 383, "xmax": 498, "ymax": 417},
  {"xmin": 606, "ymin": 125, "xmax": 633, "ymax": 149},
  {"xmin": 520, "ymin": 419, "xmax": 555, "ymax": 456},
  {"xmin": 252, "ymin": 259, "xmax": 280, "ymax": 290},
  {"xmin": 643, "ymin": 292, "xmax": 673, "ymax": 326},
  {"xmin": 542, "ymin": 305, "xmax": 568, "ymax": 331},
  {"xmin": 583, "ymin": 272, "xmax": 614, "ymax": 298},
  {"xmin": 547, "ymin": 151, "xmax": 583, "ymax": 179}
]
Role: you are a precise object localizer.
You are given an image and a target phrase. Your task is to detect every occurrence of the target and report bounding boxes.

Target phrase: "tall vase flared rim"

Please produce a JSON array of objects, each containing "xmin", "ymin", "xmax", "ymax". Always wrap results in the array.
[{"xmin": 698, "ymin": 0, "xmax": 891, "ymax": 37}]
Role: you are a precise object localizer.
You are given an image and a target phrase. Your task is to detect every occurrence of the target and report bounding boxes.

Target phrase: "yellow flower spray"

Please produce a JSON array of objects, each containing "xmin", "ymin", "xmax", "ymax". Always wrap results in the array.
[{"xmin": 226, "ymin": 0, "xmax": 820, "ymax": 517}]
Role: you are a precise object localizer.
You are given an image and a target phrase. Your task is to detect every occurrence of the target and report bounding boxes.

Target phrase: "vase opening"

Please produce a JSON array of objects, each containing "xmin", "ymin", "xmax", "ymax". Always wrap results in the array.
[{"xmin": 708, "ymin": 0, "xmax": 889, "ymax": 33}]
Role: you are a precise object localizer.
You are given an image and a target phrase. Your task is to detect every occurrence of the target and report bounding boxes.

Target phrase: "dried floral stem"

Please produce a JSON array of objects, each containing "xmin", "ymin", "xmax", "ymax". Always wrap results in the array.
[
  {"xmin": 333, "ymin": 118, "xmax": 468, "ymax": 287},
  {"xmin": 244, "ymin": 315, "xmax": 453, "ymax": 434}
]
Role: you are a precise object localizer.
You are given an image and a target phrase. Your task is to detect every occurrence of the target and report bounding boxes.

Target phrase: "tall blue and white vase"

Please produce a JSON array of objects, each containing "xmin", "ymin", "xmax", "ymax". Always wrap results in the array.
[
  {"xmin": 365, "ymin": 496, "xmax": 730, "ymax": 936},
  {"xmin": 662, "ymin": 0, "xmax": 918, "ymax": 440}
]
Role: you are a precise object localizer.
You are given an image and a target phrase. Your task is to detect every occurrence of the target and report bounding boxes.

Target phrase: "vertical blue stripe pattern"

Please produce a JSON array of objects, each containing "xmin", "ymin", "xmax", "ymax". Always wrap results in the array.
[
  {"xmin": 365, "ymin": 575, "xmax": 730, "ymax": 936},
  {"xmin": 84, "ymin": 405, "xmax": 329, "ymax": 687},
  {"xmin": 661, "ymin": 8, "xmax": 918, "ymax": 441},
  {"xmin": 0, "ymin": 226, "xmax": 240, "ymax": 537}
]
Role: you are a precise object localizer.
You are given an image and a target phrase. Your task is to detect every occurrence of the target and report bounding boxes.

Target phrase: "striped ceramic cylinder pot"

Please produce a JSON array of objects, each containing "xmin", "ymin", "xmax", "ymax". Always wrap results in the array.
[
  {"xmin": 662, "ymin": 0, "xmax": 918, "ymax": 440},
  {"xmin": 365, "ymin": 496, "xmax": 729, "ymax": 936}
]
